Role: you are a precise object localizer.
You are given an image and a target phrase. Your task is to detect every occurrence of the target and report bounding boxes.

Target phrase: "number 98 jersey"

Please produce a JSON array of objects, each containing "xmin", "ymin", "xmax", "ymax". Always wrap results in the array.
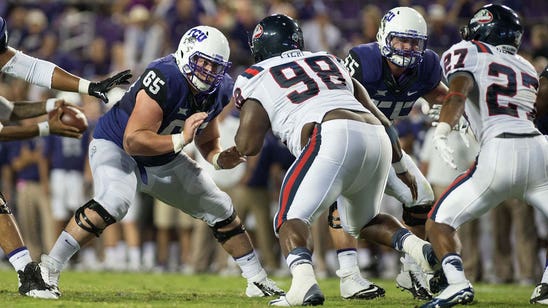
[
  {"xmin": 441, "ymin": 40, "xmax": 540, "ymax": 142},
  {"xmin": 233, "ymin": 50, "xmax": 368, "ymax": 156}
]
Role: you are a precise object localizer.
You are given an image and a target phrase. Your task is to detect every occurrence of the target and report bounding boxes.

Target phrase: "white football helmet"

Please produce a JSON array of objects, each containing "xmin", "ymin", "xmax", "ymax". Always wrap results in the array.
[
  {"xmin": 173, "ymin": 26, "xmax": 231, "ymax": 94},
  {"xmin": 377, "ymin": 7, "xmax": 428, "ymax": 68}
]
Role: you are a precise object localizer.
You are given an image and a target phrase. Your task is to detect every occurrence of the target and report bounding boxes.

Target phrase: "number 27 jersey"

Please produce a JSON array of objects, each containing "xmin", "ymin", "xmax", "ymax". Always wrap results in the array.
[
  {"xmin": 233, "ymin": 50, "xmax": 367, "ymax": 156},
  {"xmin": 441, "ymin": 40, "xmax": 539, "ymax": 142}
]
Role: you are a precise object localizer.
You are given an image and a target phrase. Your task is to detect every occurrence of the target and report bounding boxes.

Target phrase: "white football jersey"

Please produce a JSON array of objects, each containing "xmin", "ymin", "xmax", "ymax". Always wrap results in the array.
[
  {"xmin": 233, "ymin": 50, "xmax": 368, "ymax": 156},
  {"xmin": 441, "ymin": 40, "xmax": 539, "ymax": 142}
]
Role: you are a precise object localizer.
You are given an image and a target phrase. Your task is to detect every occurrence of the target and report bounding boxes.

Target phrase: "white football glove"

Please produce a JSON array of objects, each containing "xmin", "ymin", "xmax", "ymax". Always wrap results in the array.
[
  {"xmin": 433, "ymin": 122, "xmax": 457, "ymax": 169},
  {"xmin": 427, "ymin": 104, "xmax": 442, "ymax": 122}
]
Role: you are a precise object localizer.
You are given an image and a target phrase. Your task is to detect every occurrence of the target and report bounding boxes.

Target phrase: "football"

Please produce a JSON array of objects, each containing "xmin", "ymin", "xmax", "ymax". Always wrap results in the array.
[{"xmin": 60, "ymin": 106, "xmax": 88, "ymax": 133}]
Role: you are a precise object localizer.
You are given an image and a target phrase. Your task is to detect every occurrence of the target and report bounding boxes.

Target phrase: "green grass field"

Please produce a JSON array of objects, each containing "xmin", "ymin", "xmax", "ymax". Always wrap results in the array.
[{"xmin": 0, "ymin": 269, "xmax": 535, "ymax": 307}]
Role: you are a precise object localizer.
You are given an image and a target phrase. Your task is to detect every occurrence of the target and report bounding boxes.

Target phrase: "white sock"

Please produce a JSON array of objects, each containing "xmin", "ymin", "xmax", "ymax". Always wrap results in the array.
[
  {"xmin": 442, "ymin": 254, "xmax": 467, "ymax": 284},
  {"xmin": 234, "ymin": 251, "xmax": 262, "ymax": 280},
  {"xmin": 337, "ymin": 249, "xmax": 358, "ymax": 273},
  {"xmin": 49, "ymin": 231, "xmax": 81, "ymax": 267},
  {"xmin": 8, "ymin": 248, "xmax": 32, "ymax": 272}
]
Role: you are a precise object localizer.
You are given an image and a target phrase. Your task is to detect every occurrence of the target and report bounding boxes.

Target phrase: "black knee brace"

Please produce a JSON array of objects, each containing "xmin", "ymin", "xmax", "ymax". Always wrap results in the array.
[
  {"xmin": 327, "ymin": 202, "xmax": 342, "ymax": 229},
  {"xmin": 402, "ymin": 203, "xmax": 432, "ymax": 226},
  {"xmin": 0, "ymin": 191, "xmax": 11, "ymax": 214},
  {"xmin": 74, "ymin": 199, "xmax": 116, "ymax": 237},
  {"xmin": 210, "ymin": 210, "xmax": 246, "ymax": 244}
]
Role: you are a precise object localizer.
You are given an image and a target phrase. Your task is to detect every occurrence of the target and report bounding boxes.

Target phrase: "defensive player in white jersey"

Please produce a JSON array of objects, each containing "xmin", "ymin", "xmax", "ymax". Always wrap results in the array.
[
  {"xmin": 37, "ymin": 25, "xmax": 283, "ymax": 299},
  {"xmin": 234, "ymin": 14, "xmax": 440, "ymax": 306},
  {"xmin": 0, "ymin": 16, "xmax": 131, "ymax": 299},
  {"xmin": 422, "ymin": 4, "xmax": 548, "ymax": 307}
]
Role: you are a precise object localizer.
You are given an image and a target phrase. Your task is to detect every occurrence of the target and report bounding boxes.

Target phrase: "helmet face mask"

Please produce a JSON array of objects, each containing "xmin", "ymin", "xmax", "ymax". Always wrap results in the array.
[
  {"xmin": 461, "ymin": 4, "xmax": 523, "ymax": 55},
  {"xmin": 377, "ymin": 7, "xmax": 428, "ymax": 68},
  {"xmin": 250, "ymin": 14, "xmax": 304, "ymax": 63},
  {"xmin": 174, "ymin": 26, "xmax": 231, "ymax": 94}
]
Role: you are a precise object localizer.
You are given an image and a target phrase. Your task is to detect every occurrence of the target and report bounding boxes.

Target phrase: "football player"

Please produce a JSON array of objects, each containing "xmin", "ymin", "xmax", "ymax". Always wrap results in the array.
[
  {"xmin": 0, "ymin": 16, "xmax": 131, "ymax": 299},
  {"xmin": 337, "ymin": 6, "xmax": 448, "ymax": 300},
  {"xmin": 234, "ymin": 14, "xmax": 439, "ymax": 306},
  {"xmin": 37, "ymin": 25, "xmax": 283, "ymax": 299},
  {"xmin": 423, "ymin": 4, "xmax": 548, "ymax": 307}
]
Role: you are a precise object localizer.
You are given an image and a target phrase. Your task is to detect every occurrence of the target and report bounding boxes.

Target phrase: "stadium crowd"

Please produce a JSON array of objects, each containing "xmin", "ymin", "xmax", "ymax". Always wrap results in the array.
[{"xmin": 0, "ymin": 0, "xmax": 547, "ymax": 290}]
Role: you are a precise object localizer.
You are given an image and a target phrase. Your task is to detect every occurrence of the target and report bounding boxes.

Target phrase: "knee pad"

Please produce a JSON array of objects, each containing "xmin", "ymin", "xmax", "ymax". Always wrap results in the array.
[
  {"xmin": 0, "ymin": 191, "xmax": 11, "ymax": 214},
  {"xmin": 75, "ymin": 199, "xmax": 116, "ymax": 237},
  {"xmin": 210, "ymin": 210, "xmax": 246, "ymax": 244},
  {"xmin": 328, "ymin": 202, "xmax": 342, "ymax": 229},
  {"xmin": 402, "ymin": 203, "xmax": 432, "ymax": 226}
]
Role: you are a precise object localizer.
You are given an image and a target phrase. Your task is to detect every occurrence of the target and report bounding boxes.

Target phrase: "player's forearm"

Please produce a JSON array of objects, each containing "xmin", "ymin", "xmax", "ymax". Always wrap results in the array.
[
  {"xmin": 51, "ymin": 66, "xmax": 91, "ymax": 94},
  {"xmin": 0, "ymin": 125, "xmax": 40, "ymax": 141},
  {"xmin": 123, "ymin": 131, "xmax": 175, "ymax": 156},
  {"xmin": 196, "ymin": 138, "xmax": 222, "ymax": 164},
  {"xmin": 10, "ymin": 101, "xmax": 48, "ymax": 120}
]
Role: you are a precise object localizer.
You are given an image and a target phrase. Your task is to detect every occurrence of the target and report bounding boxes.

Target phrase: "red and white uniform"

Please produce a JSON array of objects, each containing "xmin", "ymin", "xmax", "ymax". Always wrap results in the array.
[
  {"xmin": 430, "ymin": 40, "xmax": 548, "ymax": 227},
  {"xmin": 234, "ymin": 50, "xmax": 392, "ymax": 237}
]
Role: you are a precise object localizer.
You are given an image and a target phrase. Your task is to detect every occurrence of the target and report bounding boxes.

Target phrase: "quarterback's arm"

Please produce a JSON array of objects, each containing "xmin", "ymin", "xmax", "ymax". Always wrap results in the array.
[
  {"xmin": 123, "ymin": 89, "xmax": 207, "ymax": 156},
  {"xmin": 235, "ymin": 98, "xmax": 270, "ymax": 156},
  {"xmin": 1, "ymin": 47, "xmax": 131, "ymax": 102}
]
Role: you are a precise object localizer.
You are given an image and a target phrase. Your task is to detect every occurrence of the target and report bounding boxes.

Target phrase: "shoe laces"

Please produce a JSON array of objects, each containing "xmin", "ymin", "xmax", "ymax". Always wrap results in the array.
[{"xmin": 254, "ymin": 278, "xmax": 283, "ymax": 295}]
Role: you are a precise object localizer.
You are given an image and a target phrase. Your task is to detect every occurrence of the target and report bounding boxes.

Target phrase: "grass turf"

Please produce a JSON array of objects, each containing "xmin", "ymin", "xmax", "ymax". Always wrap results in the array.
[{"xmin": 0, "ymin": 268, "xmax": 535, "ymax": 307}]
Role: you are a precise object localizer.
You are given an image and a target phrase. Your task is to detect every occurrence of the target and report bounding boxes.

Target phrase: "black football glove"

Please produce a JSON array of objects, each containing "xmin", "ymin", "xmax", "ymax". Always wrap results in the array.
[{"xmin": 88, "ymin": 70, "xmax": 132, "ymax": 103}]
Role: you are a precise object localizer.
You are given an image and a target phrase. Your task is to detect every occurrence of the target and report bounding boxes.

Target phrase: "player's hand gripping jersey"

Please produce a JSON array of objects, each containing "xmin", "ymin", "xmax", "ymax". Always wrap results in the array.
[
  {"xmin": 344, "ymin": 42, "xmax": 442, "ymax": 120},
  {"xmin": 234, "ymin": 50, "xmax": 368, "ymax": 156},
  {"xmin": 441, "ymin": 40, "xmax": 540, "ymax": 142}
]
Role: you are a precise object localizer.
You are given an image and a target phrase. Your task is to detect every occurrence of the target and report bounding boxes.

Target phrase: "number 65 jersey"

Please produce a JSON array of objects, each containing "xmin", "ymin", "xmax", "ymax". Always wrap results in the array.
[
  {"xmin": 441, "ymin": 40, "xmax": 540, "ymax": 142},
  {"xmin": 233, "ymin": 50, "xmax": 368, "ymax": 156}
]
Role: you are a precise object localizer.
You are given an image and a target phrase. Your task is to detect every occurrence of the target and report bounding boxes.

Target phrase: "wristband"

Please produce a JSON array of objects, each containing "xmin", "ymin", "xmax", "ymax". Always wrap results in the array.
[
  {"xmin": 444, "ymin": 91, "xmax": 466, "ymax": 101},
  {"xmin": 37, "ymin": 121, "xmax": 50, "ymax": 136},
  {"xmin": 78, "ymin": 79, "xmax": 91, "ymax": 94},
  {"xmin": 392, "ymin": 160, "xmax": 407, "ymax": 174},
  {"xmin": 435, "ymin": 122, "xmax": 452, "ymax": 138},
  {"xmin": 171, "ymin": 132, "xmax": 186, "ymax": 153},
  {"xmin": 45, "ymin": 98, "xmax": 57, "ymax": 113},
  {"xmin": 212, "ymin": 152, "xmax": 222, "ymax": 170}
]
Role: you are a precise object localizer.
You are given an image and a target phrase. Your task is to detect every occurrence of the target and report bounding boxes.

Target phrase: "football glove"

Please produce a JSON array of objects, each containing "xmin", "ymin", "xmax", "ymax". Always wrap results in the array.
[
  {"xmin": 433, "ymin": 122, "xmax": 457, "ymax": 169},
  {"xmin": 88, "ymin": 70, "xmax": 132, "ymax": 103}
]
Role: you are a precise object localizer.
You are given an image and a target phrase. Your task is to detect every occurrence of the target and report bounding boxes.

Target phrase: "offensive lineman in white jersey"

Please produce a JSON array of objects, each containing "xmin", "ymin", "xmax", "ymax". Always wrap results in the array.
[
  {"xmin": 422, "ymin": 4, "xmax": 548, "ymax": 307},
  {"xmin": 234, "ymin": 14, "xmax": 440, "ymax": 306}
]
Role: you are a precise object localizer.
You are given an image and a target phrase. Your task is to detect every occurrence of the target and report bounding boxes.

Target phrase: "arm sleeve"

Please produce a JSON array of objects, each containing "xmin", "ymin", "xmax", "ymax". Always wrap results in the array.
[{"xmin": 0, "ymin": 50, "xmax": 55, "ymax": 88}]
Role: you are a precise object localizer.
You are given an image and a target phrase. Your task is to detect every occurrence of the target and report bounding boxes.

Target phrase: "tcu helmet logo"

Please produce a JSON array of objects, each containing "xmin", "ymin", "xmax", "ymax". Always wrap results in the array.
[
  {"xmin": 471, "ymin": 9, "xmax": 493, "ymax": 24},
  {"xmin": 252, "ymin": 24, "xmax": 263, "ymax": 39},
  {"xmin": 188, "ymin": 28, "xmax": 208, "ymax": 42}
]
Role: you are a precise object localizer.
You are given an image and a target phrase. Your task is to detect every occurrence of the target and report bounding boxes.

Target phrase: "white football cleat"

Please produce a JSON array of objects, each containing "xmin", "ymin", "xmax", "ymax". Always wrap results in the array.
[
  {"xmin": 18, "ymin": 262, "xmax": 58, "ymax": 299},
  {"xmin": 39, "ymin": 254, "xmax": 62, "ymax": 298},
  {"xmin": 337, "ymin": 266, "xmax": 385, "ymax": 299},
  {"xmin": 269, "ymin": 284, "xmax": 324, "ymax": 306},
  {"xmin": 246, "ymin": 269, "xmax": 285, "ymax": 297},
  {"xmin": 419, "ymin": 281, "xmax": 474, "ymax": 308},
  {"xmin": 396, "ymin": 257, "xmax": 432, "ymax": 300},
  {"xmin": 531, "ymin": 283, "xmax": 548, "ymax": 304}
]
